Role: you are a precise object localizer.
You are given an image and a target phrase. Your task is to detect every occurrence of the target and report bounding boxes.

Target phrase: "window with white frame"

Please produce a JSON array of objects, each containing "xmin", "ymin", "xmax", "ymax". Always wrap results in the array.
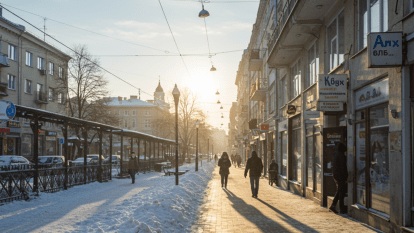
[
  {"xmin": 48, "ymin": 88, "xmax": 54, "ymax": 101},
  {"xmin": 8, "ymin": 44, "xmax": 17, "ymax": 61},
  {"xmin": 145, "ymin": 110, "xmax": 151, "ymax": 116},
  {"xmin": 37, "ymin": 57, "xmax": 45, "ymax": 70},
  {"xmin": 124, "ymin": 110, "xmax": 128, "ymax": 116},
  {"xmin": 26, "ymin": 52, "xmax": 33, "ymax": 67},
  {"xmin": 280, "ymin": 76, "xmax": 287, "ymax": 107},
  {"xmin": 132, "ymin": 119, "xmax": 136, "ymax": 128},
  {"xmin": 25, "ymin": 79, "xmax": 32, "ymax": 94},
  {"xmin": 358, "ymin": 0, "xmax": 388, "ymax": 50},
  {"xmin": 132, "ymin": 110, "xmax": 136, "ymax": 116},
  {"xmin": 49, "ymin": 62, "xmax": 54, "ymax": 75},
  {"xmin": 7, "ymin": 74, "xmax": 16, "ymax": 90},
  {"xmin": 37, "ymin": 83, "xmax": 44, "ymax": 93},
  {"xmin": 307, "ymin": 40, "xmax": 319, "ymax": 87},
  {"xmin": 145, "ymin": 119, "xmax": 151, "ymax": 128},
  {"xmin": 58, "ymin": 93, "xmax": 64, "ymax": 103},
  {"xmin": 291, "ymin": 59, "xmax": 301, "ymax": 99},
  {"xmin": 58, "ymin": 67, "xmax": 64, "ymax": 78},
  {"xmin": 124, "ymin": 119, "xmax": 128, "ymax": 128},
  {"xmin": 328, "ymin": 11, "xmax": 345, "ymax": 71}
]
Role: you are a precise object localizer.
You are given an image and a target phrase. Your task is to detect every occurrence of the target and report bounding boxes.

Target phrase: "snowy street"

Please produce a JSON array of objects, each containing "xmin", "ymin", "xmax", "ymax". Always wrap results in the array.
[{"xmin": 0, "ymin": 161, "xmax": 215, "ymax": 233}]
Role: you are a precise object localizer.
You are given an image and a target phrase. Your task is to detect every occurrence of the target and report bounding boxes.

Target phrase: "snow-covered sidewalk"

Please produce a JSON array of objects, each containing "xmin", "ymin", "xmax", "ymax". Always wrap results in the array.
[{"xmin": 0, "ymin": 161, "xmax": 216, "ymax": 233}]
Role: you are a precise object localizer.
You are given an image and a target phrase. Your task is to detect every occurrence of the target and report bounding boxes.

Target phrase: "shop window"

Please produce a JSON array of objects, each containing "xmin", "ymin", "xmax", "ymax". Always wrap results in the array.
[
  {"xmin": 327, "ymin": 11, "xmax": 345, "ymax": 71},
  {"xmin": 307, "ymin": 40, "xmax": 319, "ymax": 87},
  {"xmin": 358, "ymin": 0, "xmax": 388, "ymax": 50},
  {"xmin": 280, "ymin": 131, "xmax": 287, "ymax": 177},
  {"xmin": 291, "ymin": 116, "xmax": 302, "ymax": 183},
  {"xmin": 306, "ymin": 127, "xmax": 313, "ymax": 188},
  {"xmin": 314, "ymin": 126, "xmax": 322, "ymax": 192},
  {"xmin": 355, "ymin": 103, "xmax": 390, "ymax": 215}
]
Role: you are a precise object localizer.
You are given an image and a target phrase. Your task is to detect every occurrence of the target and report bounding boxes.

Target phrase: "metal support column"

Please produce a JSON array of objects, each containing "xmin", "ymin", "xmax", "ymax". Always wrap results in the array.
[
  {"xmin": 98, "ymin": 130, "xmax": 103, "ymax": 182},
  {"xmin": 120, "ymin": 130, "xmax": 124, "ymax": 175},
  {"xmin": 83, "ymin": 127, "xmax": 88, "ymax": 184},
  {"xmin": 109, "ymin": 130, "xmax": 112, "ymax": 180},
  {"xmin": 33, "ymin": 115, "xmax": 39, "ymax": 193},
  {"xmin": 63, "ymin": 121, "xmax": 68, "ymax": 190}
]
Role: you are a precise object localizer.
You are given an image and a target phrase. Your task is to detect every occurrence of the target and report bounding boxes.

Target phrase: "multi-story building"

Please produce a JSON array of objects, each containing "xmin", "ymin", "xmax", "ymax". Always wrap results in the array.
[
  {"xmin": 228, "ymin": 102, "xmax": 238, "ymax": 155},
  {"xmin": 235, "ymin": 0, "xmax": 414, "ymax": 231},
  {"xmin": 0, "ymin": 12, "xmax": 70, "ymax": 158}
]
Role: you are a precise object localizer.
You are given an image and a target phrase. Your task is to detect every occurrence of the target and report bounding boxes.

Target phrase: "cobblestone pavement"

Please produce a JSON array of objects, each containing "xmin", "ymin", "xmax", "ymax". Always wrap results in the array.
[{"xmin": 192, "ymin": 165, "xmax": 381, "ymax": 233}]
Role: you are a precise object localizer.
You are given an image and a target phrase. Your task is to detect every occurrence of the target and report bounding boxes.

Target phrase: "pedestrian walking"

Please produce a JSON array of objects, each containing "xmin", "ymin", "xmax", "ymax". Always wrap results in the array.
[
  {"xmin": 329, "ymin": 143, "xmax": 348, "ymax": 214},
  {"xmin": 268, "ymin": 159, "xmax": 278, "ymax": 186},
  {"xmin": 244, "ymin": 151, "xmax": 263, "ymax": 198},
  {"xmin": 236, "ymin": 154, "xmax": 241, "ymax": 168},
  {"xmin": 218, "ymin": 152, "xmax": 231, "ymax": 189},
  {"xmin": 128, "ymin": 152, "xmax": 139, "ymax": 184},
  {"xmin": 230, "ymin": 154, "xmax": 235, "ymax": 165},
  {"xmin": 214, "ymin": 154, "xmax": 218, "ymax": 164}
]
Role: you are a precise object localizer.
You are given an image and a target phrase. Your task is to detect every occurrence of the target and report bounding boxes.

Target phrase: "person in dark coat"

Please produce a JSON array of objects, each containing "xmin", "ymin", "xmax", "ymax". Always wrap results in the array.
[
  {"xmin": 244, "ymin": 151, "xmax": 263, "ymax": 198},
  {"xmin": 128, "ymin": 152, "xmax": 139, "ymax": 184},
  {"xmin": 218, "ymin": 152, "xmax": 231, "ymax": 188},
  {"xmin": 214, "ymin": 154, "xmax": 218, "ymax": 164},
  {"xmin": 268, "ymin": 159, "xmax": 278, "ymax": 185},
  {"xmin": 236, "ymin": 154, "xmax": 242, "ymax": 168},
  {"xmin": 329, "ymin": 143, "xmax": 348, "ymax": 214}
]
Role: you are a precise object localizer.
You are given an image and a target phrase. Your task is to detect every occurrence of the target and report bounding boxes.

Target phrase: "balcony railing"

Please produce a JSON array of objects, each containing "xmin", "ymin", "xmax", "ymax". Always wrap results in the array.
[
  {"xmin": 35, "ymin": 91, "xmax": 48, "ymax": 104},
  {"xmin": 0, "ymin": 54, "xmax": 9, "ymax": 67},
  {"xmin": 267, "ymin": 0, "xmax": 299, "ymax": 55}
]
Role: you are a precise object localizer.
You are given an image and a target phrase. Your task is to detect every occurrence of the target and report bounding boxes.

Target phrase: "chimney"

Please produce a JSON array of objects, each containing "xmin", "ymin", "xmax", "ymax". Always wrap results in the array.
[
  {"xmin": 118, "ymin": 96, "xmax": 122, "ymax": 101},
  {"xmin": 130, "ymin": 95, "xmax": 137, "ymax": 100}
]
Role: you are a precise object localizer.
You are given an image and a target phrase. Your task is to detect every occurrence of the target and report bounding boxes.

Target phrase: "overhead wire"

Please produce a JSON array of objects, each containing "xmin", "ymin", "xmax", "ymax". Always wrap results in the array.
[
  {"xmin": 157, "ymin": 0, "xmax": 192, "ymax": 78},
  {"xmin": 0, "ymin": 5, "xmax": 156, "ymax": 98},
  {"xmin": 0, "ymin": 3, "xmax": 173, "ymax": 54},
  {"xmin": 90, "ymin": 49, "xmax": 245, "ymax": 57}
]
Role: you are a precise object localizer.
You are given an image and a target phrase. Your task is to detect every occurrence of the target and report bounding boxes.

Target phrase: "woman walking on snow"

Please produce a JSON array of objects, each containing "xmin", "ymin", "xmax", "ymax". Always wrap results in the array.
[{"xmin": 218, "ymin": 152, "xmax": 231, "ymax": 189}]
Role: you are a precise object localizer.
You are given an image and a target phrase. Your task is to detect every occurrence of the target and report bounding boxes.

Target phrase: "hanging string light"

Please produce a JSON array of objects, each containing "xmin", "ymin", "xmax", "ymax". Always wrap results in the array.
[
  {"xmin": 220, "ymin": 105, "xmax": 223, "ymax": 109},
  {"xmin": 216, "ymin": 90, "xmax": 220, "ymax": 95},
  {"xmin": 217, "ymin": 100, "xmax": 221, "ymax": 104}
]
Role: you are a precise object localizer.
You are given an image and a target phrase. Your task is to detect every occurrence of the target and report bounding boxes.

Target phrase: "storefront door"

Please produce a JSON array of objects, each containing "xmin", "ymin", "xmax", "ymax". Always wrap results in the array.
[{"xmin": 322, "ymin": 126, "xmax": 347, "ymax": 206}]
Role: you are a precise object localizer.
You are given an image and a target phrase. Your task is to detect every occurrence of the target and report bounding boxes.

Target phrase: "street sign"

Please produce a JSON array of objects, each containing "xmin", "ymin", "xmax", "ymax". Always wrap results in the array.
[
  {"xmin": 304, "ymin": 111, "xmax": 321, "ymax": 119},
  {"xmin": 368, "ymin": 32, "xmax": 403, "ymax": 67},
  {"xmin": 59, "ymin": 138, "xmax": 65, "ymax": 144},
  {"xmin": 0, "ymin": 100, "xmax": 15, "ymax": 123},
  {"xmin": 317, "ymin": 102, "xmax": 343, "ymax": 111},
  {"xmin": 318, "ymin": 74, "xmax": 347, "ymax": 102}
]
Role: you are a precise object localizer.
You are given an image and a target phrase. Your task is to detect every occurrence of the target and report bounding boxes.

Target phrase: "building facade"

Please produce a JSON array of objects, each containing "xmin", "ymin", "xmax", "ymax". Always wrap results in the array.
[
  {"xmin": 0, "ymin": 13, "xmax": 70, "ymax": 158},
  {"xmin": 234, "ymin": 0, "xmax": 414, "ymax": 231}
]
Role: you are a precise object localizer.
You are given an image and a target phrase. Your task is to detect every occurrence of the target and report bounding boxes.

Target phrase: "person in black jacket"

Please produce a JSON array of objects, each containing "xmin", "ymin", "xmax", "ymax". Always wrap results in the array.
[
  {"xmin": 244, "ymin": 151, "xmax": 263, "ymax": 198},
  {"xmin": 218, "ymin": 152, "xmax": 231, "ymax": 189},
  {"xmin": 329, "ymin": 143, "xmax": 348, "ymax": 214}
]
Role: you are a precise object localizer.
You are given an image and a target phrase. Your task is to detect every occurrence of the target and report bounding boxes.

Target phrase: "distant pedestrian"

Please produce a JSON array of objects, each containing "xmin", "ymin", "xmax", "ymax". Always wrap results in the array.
[
  {"xmin": 214, "ymin": 154, "xmax": 218, "ymax": 164},
  {"xmin": 244, "ymin": 151, "xmax": 263, "ymax": 198},
  {"xmin": 329, "ymin": 143, "xmax": 348, "ymax": 214},
  {"xmin": 236, "ymin": 154, "xmax": 241, "ymax": 168},
  {"xmin": 230, "ymin": 154, "xmax": 235, "ymax": 165},
  {"xmin": 128, "ymin": 152, "xmax": 139, "ymax": 184},
  {"xmin": 218, "ymin": 152, "xmax": 231, "ymax": 189},
  {"xmin": 268, "ymin": 159, "xmax": 278, "ymax": 186}
]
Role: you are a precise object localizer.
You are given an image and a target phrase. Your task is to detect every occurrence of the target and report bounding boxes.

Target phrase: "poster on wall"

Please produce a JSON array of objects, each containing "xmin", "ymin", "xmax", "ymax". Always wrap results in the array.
[{"xmin": 355, "ymin": 78, "xmax": 389, "ymax": 110}]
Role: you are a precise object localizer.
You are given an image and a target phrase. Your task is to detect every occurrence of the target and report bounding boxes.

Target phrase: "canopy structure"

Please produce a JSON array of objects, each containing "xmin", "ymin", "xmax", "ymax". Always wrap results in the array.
[{"xmin": 14, "ymin": 105, "xmax": 175, "ymax": 192}]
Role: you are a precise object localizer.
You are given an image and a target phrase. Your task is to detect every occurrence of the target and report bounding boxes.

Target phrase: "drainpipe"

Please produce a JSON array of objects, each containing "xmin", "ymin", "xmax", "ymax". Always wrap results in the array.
[{"xmin": 18, "ymin": 34, "xmax": 22, "ymax": 105}]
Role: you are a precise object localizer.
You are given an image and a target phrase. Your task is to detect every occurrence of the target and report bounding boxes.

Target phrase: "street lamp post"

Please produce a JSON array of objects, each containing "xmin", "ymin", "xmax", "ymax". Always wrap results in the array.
[
  {"xmin": 172, "ymin": 84, "xmax": 180, "ymax": 185},
  {"xmin": 196, "ymin": 120, "xmax": 199, "ymax": 171}
]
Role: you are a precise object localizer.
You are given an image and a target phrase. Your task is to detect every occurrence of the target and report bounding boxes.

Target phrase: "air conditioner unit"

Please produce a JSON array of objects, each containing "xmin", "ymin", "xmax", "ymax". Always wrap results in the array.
[{"xmin": 40, "ymin": 69, "xmax": 47, "ymax": 75}]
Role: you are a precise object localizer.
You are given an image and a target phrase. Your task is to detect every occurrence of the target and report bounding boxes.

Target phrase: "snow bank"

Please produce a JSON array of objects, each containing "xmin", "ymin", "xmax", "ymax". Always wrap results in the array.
[{"xmin": 78, "ymin": 161, "xmax": 215, "ymax": 233}]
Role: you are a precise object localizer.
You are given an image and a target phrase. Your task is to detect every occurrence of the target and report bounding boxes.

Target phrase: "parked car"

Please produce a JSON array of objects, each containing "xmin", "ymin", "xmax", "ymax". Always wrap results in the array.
[
  {"xmin": 87, "ymin": 154, "xmax": 105, "ymax": 164},
  {"xmin": 36, "ymin": 156, "xmax": 65, "ymax": 168},
  {"xmin": 104, "ymin": 155, "xmax": 120, "ymax": 165},
  {"xmin": 0, "ymin": 155, "xmax": 32, "ymax": 171},
  {"xmin": 70, "ymin": 157, "xmax": 93, "ymax": 166}
]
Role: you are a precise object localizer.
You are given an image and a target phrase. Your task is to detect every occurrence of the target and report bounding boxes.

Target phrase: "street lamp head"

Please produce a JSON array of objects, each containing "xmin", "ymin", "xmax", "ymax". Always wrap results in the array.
[
  {"xmin": 220, "ymin": 105, "xmax": 223, "ymax": 109},
  {"xmin": 196, "ymin": 120, "xmax": 200, "ymax": 128},
  {"xmin": 210, "ymin": 65, "xmax": 216, "ymax": 71},
  {"xmin": 172, "ymin": 84, "xmax": 180, "ymax": 104},
  {"xmin": 199, "ymin": 5, "xmax": 210, "ymax": 18},
  {"xmin": 215, "ymin": 90, "xmax": 220, "ymax": 95},
  {"xmin": 217, "ymin": 100, "xmax": 221, "ymax": 104}
]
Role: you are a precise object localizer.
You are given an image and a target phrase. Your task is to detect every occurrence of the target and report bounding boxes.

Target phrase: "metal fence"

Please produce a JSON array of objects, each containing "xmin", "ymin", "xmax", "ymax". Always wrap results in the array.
[{"xmin": 0, "ymin": 164, "xmax": 112, "ymax": 203}]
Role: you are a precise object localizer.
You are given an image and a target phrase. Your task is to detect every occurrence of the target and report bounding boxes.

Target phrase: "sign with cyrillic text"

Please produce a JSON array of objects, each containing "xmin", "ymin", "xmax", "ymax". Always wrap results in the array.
[
  {"xmin": 317, "ymin": 102, "xmax": 343, "ymax": 111},
  {"xmin": 318, "ymin": 74, "xmax": 347, "ymax": 102},
  {"xmin": 368, "ymin": 32, "xmax": 403, "ymax": 67}
]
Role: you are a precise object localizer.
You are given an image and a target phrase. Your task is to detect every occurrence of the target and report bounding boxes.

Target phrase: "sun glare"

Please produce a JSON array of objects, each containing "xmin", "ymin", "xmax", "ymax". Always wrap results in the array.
[{"xmin": 186, "ymin": 69, "xmax": 217, "ymax": 102}]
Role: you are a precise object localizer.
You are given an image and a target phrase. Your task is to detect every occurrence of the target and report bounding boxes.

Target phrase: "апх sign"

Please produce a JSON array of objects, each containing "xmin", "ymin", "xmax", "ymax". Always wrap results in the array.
[
  {"xmin": 318, "ymin": 74, "xmax": 347, "ymax": 102},
  {"xmin": 368, "ymin": 32, "xmax": 403, "ymax": 67}
]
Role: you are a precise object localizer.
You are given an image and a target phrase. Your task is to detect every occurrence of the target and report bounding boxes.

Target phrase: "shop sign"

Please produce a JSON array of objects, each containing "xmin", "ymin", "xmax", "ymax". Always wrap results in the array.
[
  {"xmin": 260, "ymin": 124, "xmax": 269, "ymax": 131},
  {"xmin": 46, "ymin": 136, "xmax": 56, "ymax": 141},
  {"xmin": 278, "ymin": 120, "xmax": 288, "ymax": 132},
  {"xmin": 318, "ymin": 74, "xmax": 347, "ymax": 102},
  {"xmin": 47, "ymin": 131, "xmax": 57, "ymax": 136},
  {"xmin": 304, "ymin": 111, "xmax": 321, "ymax": 119},
  {"xmin": 7, "ymin": 121, "xmax": 20, "ymax": 128},
  {"xmin": 68, "ymin": 143, "xmax": 73, "ymax": 146},
  {"xmin": 368, "ymin": 32, "xmax": 403, "ymax": 67},
  {"xmin": 9, "ymin": 128, "xmax": 20, "ymax": 133},
  {"xmin": 355, "ymin": 78, "xmax": 389, "ymax": 110},
  {"xmin": 260, "ymin": 133, "xmax": 266, "ymax": 141},
  {"xmin": 286, "ymin": 105, "xmax": 296, "ymax": 114},
  {"xmin": 317, "ymin": 102, "xmax": 343, "ymax": 111},
  {"xmin": 0, "ymin": 100, "xmax": 16, "ymax": 123},
  {"xmin": 0, "ymin": 128, "xmax": 10, "ymax": 133}
]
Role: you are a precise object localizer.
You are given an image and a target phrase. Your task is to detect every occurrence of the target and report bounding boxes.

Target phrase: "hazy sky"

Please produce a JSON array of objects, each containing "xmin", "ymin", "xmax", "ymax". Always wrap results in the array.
[{"xmin": 1, "ymin": 0, "xmax": 259, "ymax": 131}]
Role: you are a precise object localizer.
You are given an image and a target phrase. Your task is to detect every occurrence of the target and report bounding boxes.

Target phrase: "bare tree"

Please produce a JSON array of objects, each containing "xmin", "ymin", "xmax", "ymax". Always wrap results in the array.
[{"xmin": 54, "ymin": 45, "xmax": 119, "ymax": 159}]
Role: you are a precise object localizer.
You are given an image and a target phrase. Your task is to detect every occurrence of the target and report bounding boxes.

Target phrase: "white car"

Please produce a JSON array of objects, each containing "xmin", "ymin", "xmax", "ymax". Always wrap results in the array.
[
  {"xmin": 104, "ymin": 155, "xmax": 120, "ymax": 165},
  {"xmin": 70, "ymin": 157, "xmax": 93, "ymax": 166},
  {"xmin": 0, "ymin": 155, "xmax": 31, "ymax": 171}
]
